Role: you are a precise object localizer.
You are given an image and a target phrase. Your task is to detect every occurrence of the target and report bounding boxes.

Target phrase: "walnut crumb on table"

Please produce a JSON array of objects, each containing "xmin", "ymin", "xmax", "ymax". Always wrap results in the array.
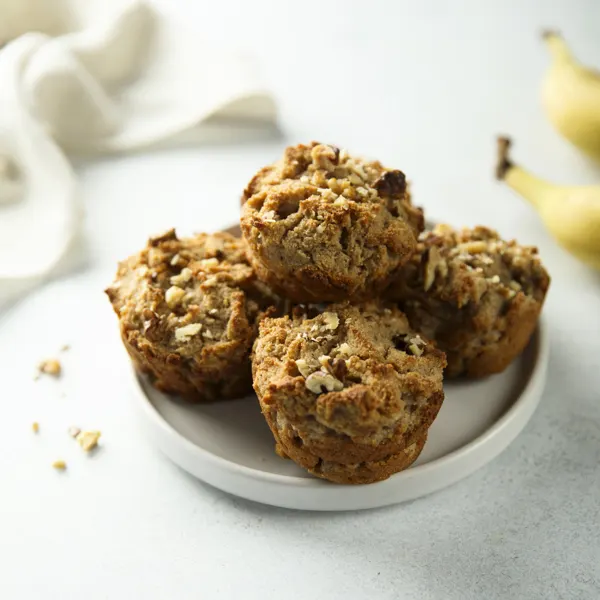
[
  {"xmin": 68, "ymin": 426, "xmax": 81, "ymax": 438},
  {"xmin": 52, "ymin": 460, "xmax": 67, "ymax": 470},
  {"xmin": 37, "ymin": 358, "xmax": 62, "ymax": 378},
  {"xmin": 76, "ymin": 430, "xmax": 101, "ymax": 452}
]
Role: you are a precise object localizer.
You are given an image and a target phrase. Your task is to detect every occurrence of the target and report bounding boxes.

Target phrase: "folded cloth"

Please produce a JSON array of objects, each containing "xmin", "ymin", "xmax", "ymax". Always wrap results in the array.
[{"xmin": 0, "ymin": 0, "xmax": 277, "ymax": 310}]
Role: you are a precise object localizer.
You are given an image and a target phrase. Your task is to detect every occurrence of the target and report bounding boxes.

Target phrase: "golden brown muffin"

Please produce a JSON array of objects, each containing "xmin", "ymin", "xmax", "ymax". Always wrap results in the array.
[
  {"xmin": 106, "ymin": 229, "xmax": 279, "ymax": 402},
  {"xmin": 386, "ymin": 225, "xmax": 550, "ymax": 378},
  {"xmin": 252, "ymin": 302, "xmax": 446, "ymax": 484},
  {"xmin": 241, "ymin": 142, "xmax": 424, "ymax": 302}
]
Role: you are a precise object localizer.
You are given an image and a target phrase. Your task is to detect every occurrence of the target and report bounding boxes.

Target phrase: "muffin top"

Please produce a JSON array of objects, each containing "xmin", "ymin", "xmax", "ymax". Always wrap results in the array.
[
  {"xmin": 106, "ymin": 230, "xmax": 278, "ymax": 358},
  {"xmin": 243, "ymin": 142, "xmax": 418, "ymax": 216},
  {"xmin": 395, "ymin": 224, "xmax": 550, "ymax": 308},
  {"xmin": 252, "ymin": 302, "xmax": 445, "ymax": 440}
]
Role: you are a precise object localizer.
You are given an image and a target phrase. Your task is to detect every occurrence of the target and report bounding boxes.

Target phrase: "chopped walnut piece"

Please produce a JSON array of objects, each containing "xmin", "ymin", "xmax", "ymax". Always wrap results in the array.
[
  {"xmin": 348, "ymin": 173, "xmax": 363, "ymax": 186},
  {"xmin": 311, "ymin": 144, "xmax": 339, "ymax": 170},
  {"xmin": 198, "ymin": 258, "xmax": 219, "ymax": 269},
  {"xmin": 373, "ymin": 170, "xmax": 407, "ymax": 196},
  {"xmin": 407, "ymin": 335, "xmax": 425, "ymax": 357},
  {"xmin": 170, "ymin": 267, "xmax": 192, "ymax": 286},
  {"xmin": 424, "ymin": 246, "xmax": 445, "ymax": 292},
  {"xmin": 305, "ymin": 371, "xmax": 344, "ymax": 394},
  {"xmin": 318, "ymin": 355, "xmax": 332, "ymax": 371},
  {"xmin": 509, "ymin": 280, "xmax": 522, "ymax": 291},
  {"xmin": 174, "ymin": 323, "xmax": 202, "ymax": 342},
  {"xmin": 68, "ymin": 426, "xmax": 81, "ymax": 438},
  {"xmin": 295, "ymin": 358, "xmax": 313, "ymax": 378},
  {"xmin": 322, "ymin": 312, "xmax": 339, "ymax": 330},
  {"xmin": 203, "ymin": 235, "xmax": 225, "ymax": 257},
  {"xmin": 165, "ymin": 286, "xmax": 186, "ymax": 308},
  {"xmin": 458, "ymin": 241, "xmax": 488, "ymax": 254},
  {"xmin": 76, "ymin": 430, "xmax": 101, "ymax": 452},
  {"xmin": 38, "ymin": 358, "xmax": 61, "ymax": 378},
  {"xmin": 394, "ymin": 334, "xmax": 426, "ymax": 357},
  {"xmin": 337, "ymin": 342, "xmax": 352, "ymax": 356},
  {"xmin": 331, "ymin": 358, "xmax": 348, "ymax": 381},
  {"xmin": 149, "ymin": 229, "xmax": 177, "ymax": 247}
]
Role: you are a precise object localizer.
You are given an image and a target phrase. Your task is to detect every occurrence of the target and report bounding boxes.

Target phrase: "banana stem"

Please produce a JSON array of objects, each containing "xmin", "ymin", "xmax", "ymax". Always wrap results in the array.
[
  {"xmin": 542, "ymin": 30, "xmax": 573, "ymax": 64},
  {"xmin": 495, "ymin": 137, "xmax": 513, "ymax": 180},
  {"xmin": 495, "ymin": 136, "xmax": 557, "ymax": 208}
]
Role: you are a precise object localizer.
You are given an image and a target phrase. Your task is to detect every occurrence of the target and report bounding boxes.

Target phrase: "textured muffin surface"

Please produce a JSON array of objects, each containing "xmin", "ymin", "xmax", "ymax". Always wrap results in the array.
[
  {"xmin": 252, "ymin": 302, "xmax": 445, "ymax": 484},
  {"xmin": 241, "ymin": 142, "xmax": 424, "ymax": 302},
  {"xmin": 106, "ymin": 229, "xmax": 279, "ymax": 401},
  {"xmin": 386, "ymin": 224, "xmax": 550, "ymax": 378}
]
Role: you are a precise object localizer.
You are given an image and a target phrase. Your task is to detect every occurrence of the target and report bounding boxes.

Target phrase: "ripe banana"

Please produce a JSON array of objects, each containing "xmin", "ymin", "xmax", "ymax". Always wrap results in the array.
[
  {"xmin": 541, "ymin": 31, "xmax": 600, "ymax": 162},
  {"xmin": 496, "ymin": 137, "xmax": 600, "ymax": 270}
]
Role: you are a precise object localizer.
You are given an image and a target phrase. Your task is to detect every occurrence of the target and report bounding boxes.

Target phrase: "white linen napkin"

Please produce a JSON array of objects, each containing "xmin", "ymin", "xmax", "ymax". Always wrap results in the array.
[{"xmin": 0, "ymin": 0, "xmax": 277, "ymax": 309}]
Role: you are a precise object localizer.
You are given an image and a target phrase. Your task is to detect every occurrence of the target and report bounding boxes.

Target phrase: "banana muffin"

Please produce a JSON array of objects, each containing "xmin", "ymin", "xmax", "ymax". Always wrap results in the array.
[
  {"xmin": 106, "ymin": 229, "xmax": 279, "ymax": 402},
  {"xmin": 252, "ymin": 302, "xmax": 446, "ymax": 484},
  {"xmin": 241, "ymin": 142, "xmax": 424, "ymax": 302},
  {"xmin": 386, "ymin": 225, "xmax": 550, "ymax": 378}
]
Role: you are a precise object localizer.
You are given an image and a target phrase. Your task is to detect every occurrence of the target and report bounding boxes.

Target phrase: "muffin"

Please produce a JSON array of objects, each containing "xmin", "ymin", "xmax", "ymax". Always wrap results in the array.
[
  {"xmin": 252, "ymin": 302, "xmax": 446, "ymax": 484},
  {"xmin": 106, "ymin": 229, "xmax": 279, "ymax": 402},
  {"xmin": 241, "ymin": 142, "xmax": 424, "ymax": 302},
  {"xmin": 386, "ymin": 224, "xmax": 550, "ymax": 378}
]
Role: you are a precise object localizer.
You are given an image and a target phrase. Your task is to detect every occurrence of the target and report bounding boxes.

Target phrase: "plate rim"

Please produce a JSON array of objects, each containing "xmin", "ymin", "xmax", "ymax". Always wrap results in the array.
[{"xmin": 131, "ymin": 317, "xmax": 549, "ymax": 500}]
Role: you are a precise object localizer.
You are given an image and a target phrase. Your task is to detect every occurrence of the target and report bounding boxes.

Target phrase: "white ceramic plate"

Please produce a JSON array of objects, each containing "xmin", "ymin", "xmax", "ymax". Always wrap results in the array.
[{"xmin": 132, "ymin": 317, "xmax": 548, "ymax": 511}]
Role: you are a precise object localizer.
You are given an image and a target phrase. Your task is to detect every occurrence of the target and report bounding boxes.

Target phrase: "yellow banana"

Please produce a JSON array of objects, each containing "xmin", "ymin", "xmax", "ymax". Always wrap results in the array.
[
  {"xmin": 496, "ymin": 137, "xmax": 600, "ymax": 270},
  {"xmin": 541, "ymin": 31, "xmax": 600, "ymax": 162}
]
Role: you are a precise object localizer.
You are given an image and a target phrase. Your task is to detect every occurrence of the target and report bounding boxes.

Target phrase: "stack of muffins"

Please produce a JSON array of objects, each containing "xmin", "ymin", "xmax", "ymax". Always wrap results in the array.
[{"xmin": 106, "ymin": 142, "xmax": 550, "ymax": 484}]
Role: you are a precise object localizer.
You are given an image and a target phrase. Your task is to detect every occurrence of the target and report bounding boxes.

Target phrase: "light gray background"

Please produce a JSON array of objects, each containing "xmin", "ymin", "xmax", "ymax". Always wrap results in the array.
[{"xmin": 1, "ymin": 1, "xmax": 600, "ymax": 599}]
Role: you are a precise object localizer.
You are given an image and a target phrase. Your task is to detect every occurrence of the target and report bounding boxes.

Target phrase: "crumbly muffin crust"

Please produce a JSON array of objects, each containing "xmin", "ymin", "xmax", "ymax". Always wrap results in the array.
[
  {"xmin": 106, "ymin": 229, "xmax": 279, "ymax": 402},
  {"xmin": 386, "ymin": 225, "xmax": 550, "ymax": 378},
  {"xmin": 241, "ymin": 142, "xmax": 424, "ymax": 302},
  {"xmin": 273, "ymin": 426, "xmax": 428, "ymax": 485},
  {"xmin": 252, "ymin": 302, "xmax": 445, "ymax": 484}
]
